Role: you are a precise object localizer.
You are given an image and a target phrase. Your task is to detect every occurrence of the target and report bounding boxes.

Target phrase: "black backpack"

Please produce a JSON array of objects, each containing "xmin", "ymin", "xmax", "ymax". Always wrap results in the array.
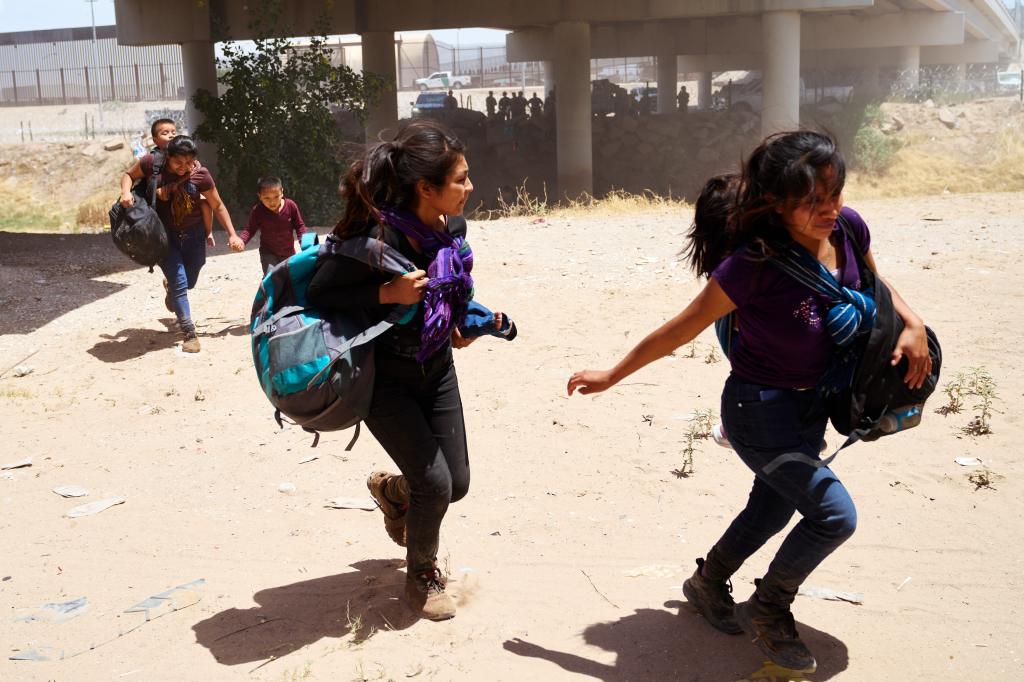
[
  {"xmin": 108, "ymin": 151, "xmax": 168, "ymax": 273},
  {"xmin": 762, "ymin": 217, "xmax": 941, "ymax": 473}
]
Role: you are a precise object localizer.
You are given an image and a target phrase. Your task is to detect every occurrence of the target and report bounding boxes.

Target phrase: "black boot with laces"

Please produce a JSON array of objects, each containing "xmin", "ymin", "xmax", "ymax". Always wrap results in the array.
[{"xmin": 682, "ymin": 557, "xmax": 742, "ymax": 634}]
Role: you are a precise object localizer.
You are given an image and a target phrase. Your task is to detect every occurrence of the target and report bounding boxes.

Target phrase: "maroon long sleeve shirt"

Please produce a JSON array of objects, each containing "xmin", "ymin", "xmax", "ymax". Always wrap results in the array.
[{"xmin": 238, "ymin": 198, "xmax": 308, "ymax": 259}]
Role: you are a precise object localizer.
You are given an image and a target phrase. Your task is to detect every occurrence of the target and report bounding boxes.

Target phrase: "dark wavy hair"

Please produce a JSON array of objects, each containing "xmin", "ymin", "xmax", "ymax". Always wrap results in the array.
[
  {"xmin": 732, "ymin": 130, "xmax": 846, "ymax": 259},
  {"xmin": 334, "ymin": 120, "xmax": 466, "ymax": 239},
  {"xmin": 684, "ymin": 172, "xmax": 739, "ymax": 278},
  {"xmin": 166, "ymin": 135, "xmax": 199, "ymax": 159}
]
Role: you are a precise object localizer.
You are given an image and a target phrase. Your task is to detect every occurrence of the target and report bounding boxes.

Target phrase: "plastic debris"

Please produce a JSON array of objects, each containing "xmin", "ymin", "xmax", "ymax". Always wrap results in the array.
[
  {"xmin": 798, "ymin": 585, "xmax": 863, "ymax": 604},
  {"xmin": 278, "ymin": 482, "xmax": 296, "ymax": 494},
  {"xmin": 66, "ymin": 497, "xmax": 125, "ymax": 518},
  {"xmin": 1, "ymin": 458, "xmax": 32, "ymax": 470},
  {"xmin": 9, "ymin": 647, "xmax": 63, "ymax": 662},
  {"xmin": 298, "ymin": 454, "xmax": 318, "ymax": 464},
  {"xmin": 11, "ymin": 365, "xmax": 34, "ymax": 378},
  {"xmin": 15, "ymin": 597, "xmax": 89, "ymax": 624},
  {"xmin": 954, "ymin": 456, "xmax": 983, "ymax": 466},
  {"xmin": 324, "ymin": 496, "xmax": 376, "ymax": 511},
  {"xmin": 125, "ymin": 578, "xmax": 205, "ymax": 620},
  {"xmin": 53, "ymin": 485, "xmax": 88, "ymax": 498},
  {"xmin": 896, "ymin": 576, "xmax": 912, "ymax": 591}
]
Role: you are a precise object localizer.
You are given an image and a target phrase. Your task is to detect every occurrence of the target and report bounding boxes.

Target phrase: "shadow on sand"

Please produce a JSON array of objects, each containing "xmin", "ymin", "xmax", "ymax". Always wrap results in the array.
[
  {"xmin": 86, "ymin": 316, "xmax": 248, "ymax": 363},
  {"xmin": 192, "ymin": 560, "xmax": 420, "ymax": 669},
  {"xmin": 504, "ymin": 599, "xmax": 848, "ymax": 681}
]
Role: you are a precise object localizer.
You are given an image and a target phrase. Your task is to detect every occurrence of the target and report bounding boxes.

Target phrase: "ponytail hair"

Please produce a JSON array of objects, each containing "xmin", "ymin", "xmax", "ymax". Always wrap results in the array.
[
  {"xmin": 334, "ymin": 120, "xmax": 466, "ymax": 239},
  {"xmin": 684, "ymin": 173, "xmax": 739, "ymax": 278}
]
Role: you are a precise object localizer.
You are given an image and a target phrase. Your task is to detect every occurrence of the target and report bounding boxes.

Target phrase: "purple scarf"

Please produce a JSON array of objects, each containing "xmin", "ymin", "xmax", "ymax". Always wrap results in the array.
[{"xmin": 379, "ymin": 206, "xmax": 474, "ymax": 361}]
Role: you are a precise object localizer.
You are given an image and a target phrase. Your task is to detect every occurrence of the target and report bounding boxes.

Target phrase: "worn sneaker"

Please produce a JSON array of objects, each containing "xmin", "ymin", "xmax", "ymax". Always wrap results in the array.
[
  {"xmin": 405, "ymin": 566, "xmax": 455, "ymax": 620},
  {"xmin": 182, "ymin": 330, "xmax": 201, "ymax": 353},
  {"xmin": 162, "ymin": 279, "xmax": 174, "ymax": 312},
  {"xmin": 711, "ymin": 423, "xmax": 732, "ymax": 449},
  {"xmin": 735, "ymin": 595, "xmax": 816, "ymax": 672},
  {"xmin": 366, "ymin": 471, "xmax": 408, "ymax": 547},
  {"xmin": 682, "ymin": 558, "xmax": 742, "ymax": 634}
]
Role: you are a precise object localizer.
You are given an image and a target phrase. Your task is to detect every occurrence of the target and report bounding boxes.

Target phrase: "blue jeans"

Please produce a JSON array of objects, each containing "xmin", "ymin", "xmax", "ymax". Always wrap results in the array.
[
  {"xmin": 703, "ymin": 373, "xmax": 858, "ymax": 607},
  {"xmin": 158, "ymin": 224, "xmax": 206, "ymax": 332}
]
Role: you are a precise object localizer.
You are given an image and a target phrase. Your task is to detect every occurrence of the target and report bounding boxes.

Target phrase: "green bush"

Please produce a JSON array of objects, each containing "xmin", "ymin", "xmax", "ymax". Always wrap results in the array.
[
  {"xmin": 192, "ymin": 2, "xmax": 387, "ymax": 226},
  {"xmin": 851, "ymin": 124, "xmax": 902, "ymax": 175}
]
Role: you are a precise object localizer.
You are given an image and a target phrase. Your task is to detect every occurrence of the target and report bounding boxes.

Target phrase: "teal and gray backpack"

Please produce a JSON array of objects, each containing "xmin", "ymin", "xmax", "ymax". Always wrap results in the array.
[{"xmin": 250, "ymin": 233, "xmax": 415, "ymax": 448}]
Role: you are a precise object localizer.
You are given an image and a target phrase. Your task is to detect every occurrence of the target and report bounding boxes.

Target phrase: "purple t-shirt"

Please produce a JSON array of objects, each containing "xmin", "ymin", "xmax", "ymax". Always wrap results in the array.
[
  {"xmin": 140, "ymin": 153, "xmax": 215, "ymax": 231},
  {"xmin": 711, "ymin": 206, "xmax": 872, "ymax": 389}
]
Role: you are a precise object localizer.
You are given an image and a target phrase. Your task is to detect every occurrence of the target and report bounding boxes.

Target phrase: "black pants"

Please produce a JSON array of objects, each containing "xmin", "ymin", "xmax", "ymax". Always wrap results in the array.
[{"xmin": 363, "ymin": 350, "xmax": 469, "ymax": 573}]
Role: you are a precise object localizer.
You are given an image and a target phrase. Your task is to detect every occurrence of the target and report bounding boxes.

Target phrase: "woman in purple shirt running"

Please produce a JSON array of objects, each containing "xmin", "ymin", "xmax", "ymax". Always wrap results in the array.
[{"xmin": 567, "ymin": 131, "xmax": 931, "ymax": 672}]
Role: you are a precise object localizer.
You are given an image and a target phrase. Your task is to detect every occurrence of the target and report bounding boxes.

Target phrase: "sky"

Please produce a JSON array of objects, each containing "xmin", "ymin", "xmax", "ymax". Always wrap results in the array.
[{"xmin": 0, "ymin": 0, "xmax": 509, "ymax": 45}]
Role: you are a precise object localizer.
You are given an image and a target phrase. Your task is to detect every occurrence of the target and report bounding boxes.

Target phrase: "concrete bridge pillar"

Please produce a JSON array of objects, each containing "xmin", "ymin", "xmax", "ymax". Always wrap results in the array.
[
  {"xmin": 657, "ymin": 52, "xmax": 677, "ymax": 113},
  {"xmin": 362, "ymin": 31, "xmax": 399, "ymax": 143},
  {"xmin": 182, "ymin": 40, "xmax": 218, "ymax": 172},
  {"xmin": 553, "ymin": 21, "xmax": 592, "ymax": 200},
  {"xmin": 698, "ymin": 71, "xmax": 712, "ymax": 110},
  {"xmin": 897, "ymin": 45, "xmax": 921, "ymax": 89},
  {"xmin": 543, "ymin": 60, "xmax": 556, "ymax": 98},
  {"xmin": 761, "ymin": 10, "xmax": 801, "ymax": 137}
]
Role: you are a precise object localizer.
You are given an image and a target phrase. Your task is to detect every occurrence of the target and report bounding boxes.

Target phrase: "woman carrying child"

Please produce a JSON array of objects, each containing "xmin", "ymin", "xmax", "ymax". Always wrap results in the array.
[
  {"xmin": 121, "ymin": 135, "xmax": 244, "ymax": 353},
  {"xmin": 568, "ymin": 131, "xmax": 931, "ymax": 671},
  {"xmin": 307, "ymin": 119, "xmax": 511, "ymax": 621}
]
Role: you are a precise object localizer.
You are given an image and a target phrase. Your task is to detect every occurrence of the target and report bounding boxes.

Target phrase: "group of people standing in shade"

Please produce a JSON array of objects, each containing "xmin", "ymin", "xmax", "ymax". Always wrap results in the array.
[{"xmin": 117, "ymin": 111, "xmax": 929, "ymax": 674}]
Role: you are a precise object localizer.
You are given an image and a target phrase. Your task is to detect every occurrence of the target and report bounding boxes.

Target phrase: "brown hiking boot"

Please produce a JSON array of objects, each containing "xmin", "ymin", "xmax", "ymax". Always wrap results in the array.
[
  {"xmin": 682, "ymin": 558, "xmax": 742, "ymax": 634},
  {"xmin": 735, "ymin": 595, "xmax": 816, "ymax": 672},
  {"xmin": 366, "ymin": 471, "xmax": 408, "ymax": 547},
  {"xmin": 405, "ymin": 566, "xmax": 455, "ymax": 620},
  {"xmin": 182, "ymin": 330, "xmax": 201, "ymax": 353},
  {"xmin": 162, "ymin": 279, "xmax": 174, "ymax": 312}
]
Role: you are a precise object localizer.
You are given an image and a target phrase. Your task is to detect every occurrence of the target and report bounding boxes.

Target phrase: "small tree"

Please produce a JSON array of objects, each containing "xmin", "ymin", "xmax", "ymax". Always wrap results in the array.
[{"xmin": 193, "ymin": 2, "xmax": 387, "ymax": 225}]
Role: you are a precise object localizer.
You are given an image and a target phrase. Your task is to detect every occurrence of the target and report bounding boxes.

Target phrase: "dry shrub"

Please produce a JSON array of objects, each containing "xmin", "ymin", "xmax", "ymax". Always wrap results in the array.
[
  {"xmin": 75, "ymin": 189, "xmax": 115, "ymax": 231},
  {"xmin": 846, "ymin": 125, "xmax": 1024, "ymax": 198},
  {"xmin": 471, "ymin": 182, "xmax": 690, "ymax": 220}
]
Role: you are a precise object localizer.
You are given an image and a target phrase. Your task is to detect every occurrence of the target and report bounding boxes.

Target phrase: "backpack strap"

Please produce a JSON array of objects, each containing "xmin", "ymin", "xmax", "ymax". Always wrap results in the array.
[{"xmin": 147, "ymin": 150, "xmax": 165, "ymax": 208}]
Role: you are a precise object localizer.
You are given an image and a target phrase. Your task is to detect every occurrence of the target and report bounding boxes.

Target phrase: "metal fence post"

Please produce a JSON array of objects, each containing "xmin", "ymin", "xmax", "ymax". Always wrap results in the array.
[
  {"xmin": 109, "ymin": 64, "xmax": 115, "ymax": 101},
  {"xmin": 11, "ymin": 71, "xmax": 17, "ymax": 105},
  {"xmin": 134, "ymin": 63, "xmax": 141, "ymax": 100},
  {"xmin": 159, "ymin": 62, "xmax": 166, "ymax": 99},
  {"xmin": 60, "ymin": 67, "xmax": 67, "ymax": 104},
  {"xmin": 85, "ymin": 66, "xmax": 91, "ymax": 103},
  {"xmin": 36, "ymin": 69, "xmax": 43, "ymax": 103}
]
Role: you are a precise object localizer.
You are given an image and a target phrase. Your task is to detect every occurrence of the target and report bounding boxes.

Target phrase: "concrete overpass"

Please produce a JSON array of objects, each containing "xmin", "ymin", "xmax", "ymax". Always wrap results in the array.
[{"xmin": 114, "ymin": 0, "xmax": 1019, "ymax": 199}]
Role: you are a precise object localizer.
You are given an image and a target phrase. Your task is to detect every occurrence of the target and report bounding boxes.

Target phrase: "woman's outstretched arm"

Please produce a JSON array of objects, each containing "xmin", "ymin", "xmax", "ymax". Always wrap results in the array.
[{"xmin": 567, "ymin": 278, "xmax": 736, "ymax": 396}]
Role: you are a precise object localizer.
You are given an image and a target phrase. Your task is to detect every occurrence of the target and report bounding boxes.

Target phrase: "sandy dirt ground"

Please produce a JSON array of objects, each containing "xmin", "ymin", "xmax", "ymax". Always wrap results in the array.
[{"xmin": 0, "ymin": 192, "xmax": 1022, "ymax": 681}]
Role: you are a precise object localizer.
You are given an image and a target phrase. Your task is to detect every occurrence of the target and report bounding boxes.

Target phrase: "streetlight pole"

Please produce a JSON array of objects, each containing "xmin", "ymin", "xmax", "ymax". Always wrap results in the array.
[{"xmin": 86, "ymin": 0, "xmax": 104, "ymax": 130}]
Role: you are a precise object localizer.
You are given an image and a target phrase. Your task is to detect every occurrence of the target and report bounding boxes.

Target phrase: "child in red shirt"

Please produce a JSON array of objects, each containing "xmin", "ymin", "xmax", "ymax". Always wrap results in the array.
[{"xmin": 237, "ymin": 177, "xmax": 311, "ymax": 274}]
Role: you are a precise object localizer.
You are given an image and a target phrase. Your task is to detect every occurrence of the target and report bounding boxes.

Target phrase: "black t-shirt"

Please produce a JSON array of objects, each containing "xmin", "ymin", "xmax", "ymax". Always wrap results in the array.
[{"xmin": 306, "ymin": 216, "xmax": 468, "ymax": 362}]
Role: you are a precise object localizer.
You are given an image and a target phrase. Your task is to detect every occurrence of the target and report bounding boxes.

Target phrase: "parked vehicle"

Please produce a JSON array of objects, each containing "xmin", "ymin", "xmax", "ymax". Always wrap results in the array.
[
  {"xmin": 629, "ymin": 86, "xmax": 656, "ymax": 102},
  {"xmin": 414, "ymin": 71, "xmax": 472, "ymax": 91},
  {"xmin": 714, "ymin": 77, "xmax": 851, "ymax": 112},
  {"xmin": 410, "ymin": 92, "xmax": 448, "ymax": 116},
  {"xmin": 997, "ymin": 70, "xmax": 1022, "ymax": 94}
]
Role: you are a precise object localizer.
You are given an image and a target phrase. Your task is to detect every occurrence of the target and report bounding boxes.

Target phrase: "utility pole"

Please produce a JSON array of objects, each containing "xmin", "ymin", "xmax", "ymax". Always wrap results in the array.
[{"xmin": 86, "ymin": 0, "xmax": 104, "ymax": 130}]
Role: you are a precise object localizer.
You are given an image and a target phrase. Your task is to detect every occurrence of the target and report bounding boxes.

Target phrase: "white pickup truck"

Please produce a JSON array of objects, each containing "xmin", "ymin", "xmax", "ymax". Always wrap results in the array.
[{"xmin": 414, "ymin": 71, "xmax": 472, "ymax": 91}]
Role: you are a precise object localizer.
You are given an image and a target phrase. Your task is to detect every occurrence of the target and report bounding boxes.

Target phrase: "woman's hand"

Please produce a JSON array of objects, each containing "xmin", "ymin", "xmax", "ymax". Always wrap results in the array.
[
  {"xmin": 379, "ymin": 270, "xmax": 427, "ymax": 305},
  {"xmin": 892, "ymin": 321, "xmax": 931, "ymax": 389},
  {"xmin": 119, "ymin": 193, "xmax": 134, "ymax": 208},
  {"xmin": 206, "ymin": 233, "xmax": 216, "ymax": 247},
  {"xmin": 451, "ymin": 328, "xmax": 477, "ymax": 349},
  {"xmin": 228, "ymin": 235, "xmax": 244, "ymax": 252},
  {"xmin": 567, "ymin": 369, "xmax": 616, "ymax": 396}
]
